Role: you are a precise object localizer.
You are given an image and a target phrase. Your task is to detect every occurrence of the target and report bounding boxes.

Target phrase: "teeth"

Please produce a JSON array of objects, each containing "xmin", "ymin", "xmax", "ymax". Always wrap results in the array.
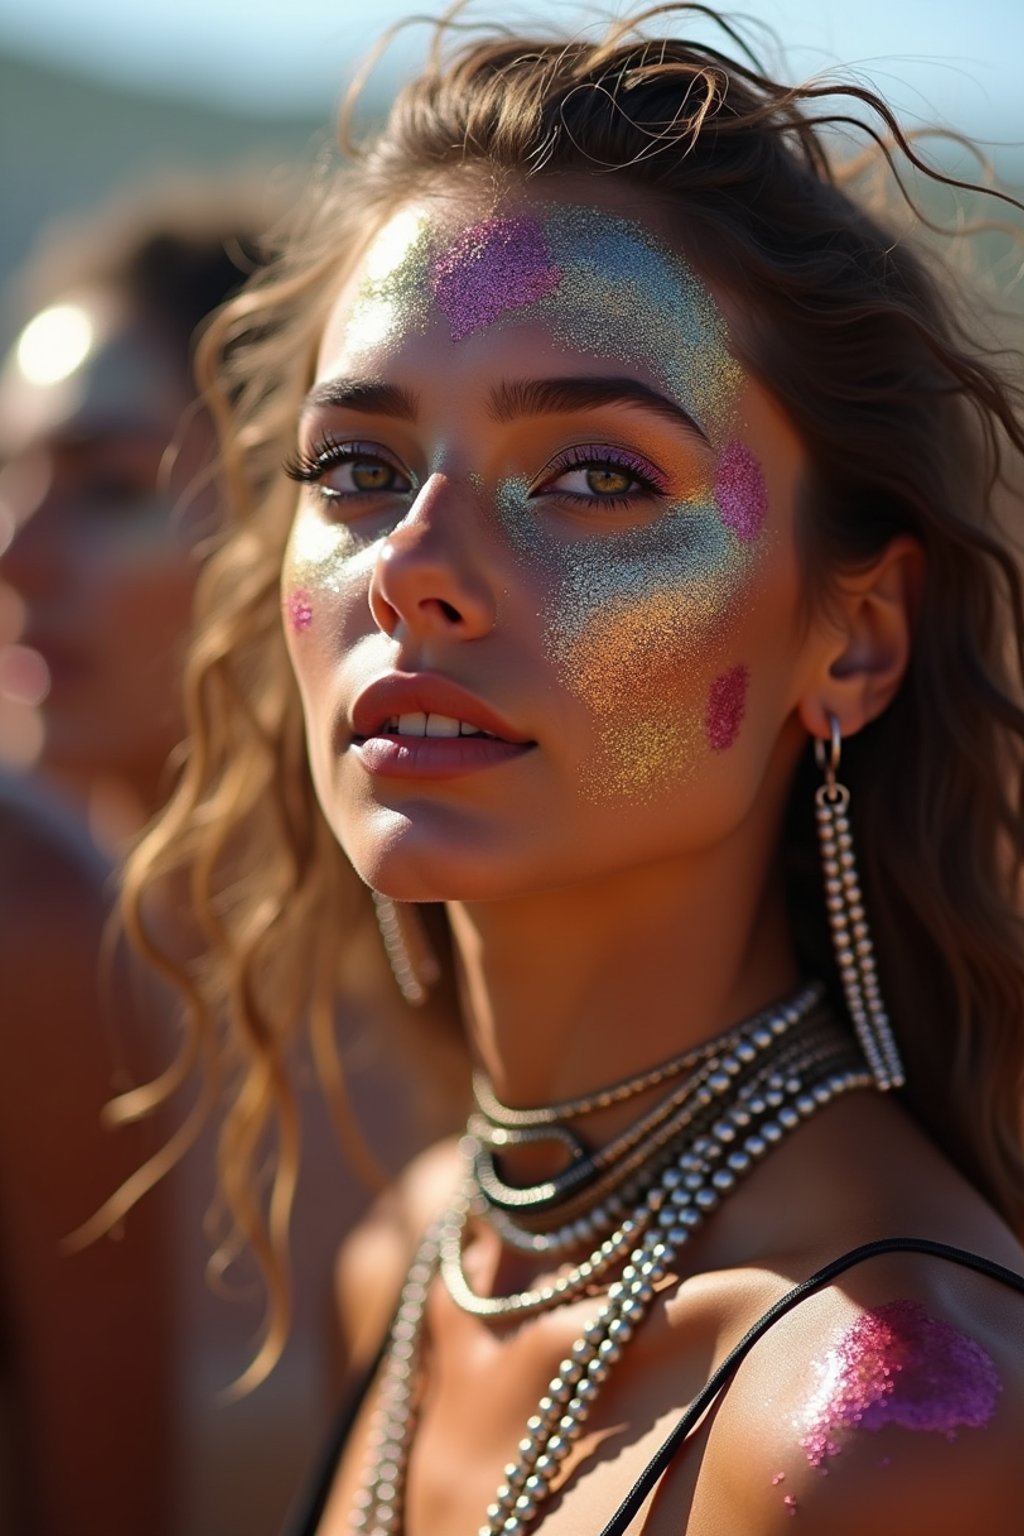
[
  {"xmin": 390, "ymin": 712, "xmax": 497, "ymax": 739},
  {"xmin": 424, "ymin": 713, "xmax": 460, "ymax": 738}
]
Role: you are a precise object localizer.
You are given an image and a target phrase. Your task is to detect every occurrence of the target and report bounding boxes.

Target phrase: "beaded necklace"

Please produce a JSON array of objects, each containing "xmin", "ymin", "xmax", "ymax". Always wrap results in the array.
[{"xmin": 349, "ymin": 985, "xmax": 871, "ymax": 1536}]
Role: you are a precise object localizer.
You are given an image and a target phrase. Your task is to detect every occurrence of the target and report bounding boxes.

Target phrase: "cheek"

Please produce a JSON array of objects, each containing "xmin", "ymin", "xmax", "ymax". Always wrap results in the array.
[
  {"xmin": 539, "ymin": 511, "xmax": 761, "ymax": 803},
  {"xmin": 706, "ymin": 663, "xmax": 750, "ymax": 752},
  {"xmin": 285, "ymin": 587, "xmax": 314, "ymax": 635},
  {"xmin": 714, "ymin": 440, "xmax": 769, "ymax": 544},
  {"xmin": 281, "ymin": 507, "xmax": 373, "ymax": 688}
]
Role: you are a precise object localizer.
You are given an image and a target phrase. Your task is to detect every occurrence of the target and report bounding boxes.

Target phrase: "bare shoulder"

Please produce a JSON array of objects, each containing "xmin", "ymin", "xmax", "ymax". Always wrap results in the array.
[
  {"xmin": 692, "ymin": 1245, "xmax": 1024, "ymax": 1535},
  {"xmin": 333, "ymin": 1138, "xmax": 462, "ymax": 1370}
]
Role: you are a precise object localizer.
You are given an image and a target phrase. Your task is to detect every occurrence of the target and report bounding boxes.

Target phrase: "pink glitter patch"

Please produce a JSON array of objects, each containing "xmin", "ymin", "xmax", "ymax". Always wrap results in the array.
[
  {"xmin": 286, "ymin": 588, "xmax": 313, "ymax": 634},
  {"xmin": 800, "ymin": 1301, "xmax": 1002, "ymax": 1470},
  {"xmin": 706, "ymin": 664, "xmax": 749, "ymax": 751},
  {"xmin": 431, "ymin": 215, "xmax": 561, "ymax": 342},
  {"xmin": 783, "ymin": 1494, "xmax": 798, "ymax": 1516},
  {"xmin": 714, "ymin": 439, "xmax": 769, "ymax": 543}
]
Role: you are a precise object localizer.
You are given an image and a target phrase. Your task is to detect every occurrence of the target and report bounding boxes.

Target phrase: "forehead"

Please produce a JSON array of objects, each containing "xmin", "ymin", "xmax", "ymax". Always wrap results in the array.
[{"xmin": 316, "ymin": 190, "xmax": 743, "ymax": 432}]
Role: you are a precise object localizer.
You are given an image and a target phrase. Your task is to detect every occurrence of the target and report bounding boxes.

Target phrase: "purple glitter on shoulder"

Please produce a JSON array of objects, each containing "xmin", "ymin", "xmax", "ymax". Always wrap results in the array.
[
  {"xmin": 431, "ymin": 215, "xmax": 561, "ymax": 342},
  {"xmin": 714, "ymin": 439, "xmax": 769, "ymax": 543},
  {"xmin": 800, "ymin": 1300, "xmax": 1002, "ymax": 1470}
]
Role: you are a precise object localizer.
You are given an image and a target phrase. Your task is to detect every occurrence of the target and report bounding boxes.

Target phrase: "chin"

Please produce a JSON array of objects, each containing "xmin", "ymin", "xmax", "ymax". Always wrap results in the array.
[{"xmin": 334, "ymin": 807, "xmax": 529, "ymax": 905}]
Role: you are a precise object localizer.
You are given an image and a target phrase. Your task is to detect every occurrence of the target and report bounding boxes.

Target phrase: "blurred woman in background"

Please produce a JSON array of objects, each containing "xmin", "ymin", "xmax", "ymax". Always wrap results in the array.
[
  {"xmin": 0, "ymin": 185, "xmax": 270, "ymax": 1536},
  {"xmin": 0, "ymin": 183, "xmax": 270, "ymax": 846}
]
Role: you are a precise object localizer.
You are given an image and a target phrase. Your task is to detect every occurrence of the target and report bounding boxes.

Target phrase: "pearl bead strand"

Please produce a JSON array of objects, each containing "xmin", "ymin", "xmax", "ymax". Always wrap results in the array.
[{"xmin": 347, "ymin": 1004, "xmax": 870, "ymax": 1536}]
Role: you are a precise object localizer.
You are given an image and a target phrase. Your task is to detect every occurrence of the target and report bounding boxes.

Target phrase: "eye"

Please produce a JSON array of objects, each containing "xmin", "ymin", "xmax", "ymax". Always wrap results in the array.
[
  {"xmin": 535, "ymin": 444, "xmax": 669, "ymax": 509},
  {"xmin": 284, "ymin": 438, "xmax": 414, "ymax": 504},
  {"xmin": 556, "ymin": 463, "xmax": 636, "ymax": 498}
]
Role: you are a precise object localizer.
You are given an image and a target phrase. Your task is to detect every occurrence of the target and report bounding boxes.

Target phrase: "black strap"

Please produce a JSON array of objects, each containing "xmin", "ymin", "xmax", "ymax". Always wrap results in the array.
[
  {"xmin": 597, "ymin": 1236, "xmax": 1024, "ymax": 1536},
  {"xmin": 279, "ymin": 1340, "xmax": 388, "ymax": 1536}
]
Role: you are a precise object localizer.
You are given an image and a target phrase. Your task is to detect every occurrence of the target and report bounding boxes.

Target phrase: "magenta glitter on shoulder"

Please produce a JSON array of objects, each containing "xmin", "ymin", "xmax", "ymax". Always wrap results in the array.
[
  {"xmin": 799, "ymin": 1300, "xmax": 1002, "ymax": 1470},
  {"xmin": 431, "ymin": 215, "xmax": 562, "ymax": 342}
]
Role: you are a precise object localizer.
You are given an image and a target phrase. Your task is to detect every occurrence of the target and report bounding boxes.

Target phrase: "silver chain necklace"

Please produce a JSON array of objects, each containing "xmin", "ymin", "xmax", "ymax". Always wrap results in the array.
[{"xmin": 349, "ymin": 987, "xmax": 870, "ymax": 1536}]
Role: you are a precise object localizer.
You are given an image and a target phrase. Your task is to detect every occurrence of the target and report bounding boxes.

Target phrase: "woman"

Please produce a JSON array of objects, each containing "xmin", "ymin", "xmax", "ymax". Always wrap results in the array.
[
  {"xmin": 121, "ymin": 6, "xmax": 1024, "ymax": 1533},
  {"xmin": 0, "ymin": 182, "xmax": 268, "ymax": 846}
]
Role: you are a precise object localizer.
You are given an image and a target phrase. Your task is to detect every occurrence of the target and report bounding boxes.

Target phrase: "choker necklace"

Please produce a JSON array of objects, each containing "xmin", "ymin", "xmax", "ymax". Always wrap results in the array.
[
  {"xmin": 349, "ymin": 984, "xmax": 872, "ymax": 1536},
  {"xmin": 467, "ymin": 983, "xmax": 824, "ymax": 1240}
]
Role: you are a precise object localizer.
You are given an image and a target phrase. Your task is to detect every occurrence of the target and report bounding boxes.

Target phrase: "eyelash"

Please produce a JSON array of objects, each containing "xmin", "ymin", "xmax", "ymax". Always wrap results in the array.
[
  {"xmin": 283, "ymin": 437, "xmax": 669, "ymax": 515},
  {"xmin": 283, "ymin": 436, "xmax": 412, "ymax": 503},
  {"xmin": 534, "ymin": 443, "xmax": 670, "ymax": 510}
]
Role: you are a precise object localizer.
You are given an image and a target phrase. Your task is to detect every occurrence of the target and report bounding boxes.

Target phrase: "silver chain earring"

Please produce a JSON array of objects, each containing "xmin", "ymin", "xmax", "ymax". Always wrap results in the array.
[
  {"xmin": 372, "ymin": 892, "xmax": 442, "ymax": 1007},
  {"xmin": 815, "ymin": 716, "xmax": 905, "ymax": 1091}
]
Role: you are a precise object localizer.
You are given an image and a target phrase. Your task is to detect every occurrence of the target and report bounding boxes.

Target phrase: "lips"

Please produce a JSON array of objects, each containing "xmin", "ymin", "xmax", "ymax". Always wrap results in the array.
[
  {"xmin": 351, "ymin": 673, "xmax": 531, "ymax": 745},
  {"xmin": 349, "ymin": 672, "xmax": 535, "ymax": 780}
]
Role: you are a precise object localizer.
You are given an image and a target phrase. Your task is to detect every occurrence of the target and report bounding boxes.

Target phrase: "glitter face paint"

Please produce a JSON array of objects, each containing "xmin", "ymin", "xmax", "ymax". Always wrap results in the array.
[
  {"xmin": 495, "ymin": 469, "xmax": 758, "ymax": 799},
  {"xmin": 799, "ymin": 1301, "xmax": 1002, "ymax": 1470},
  {"xmin": 714, "ymin": 439, "xmax": 769, "ymax": 543},
  {"xmin": 286, "ymin": 588, "xmax": 314, "ymax": 634},
  {"xmin": 420, "ymin": 206, "xmax": 766, "ymax": 801},
  {"xmin": 282, "ymin": 498, "xmax": 377, "ymax": 639},
  {"xmin": 431, "ymin": 214, "xmax": 562, "ymax": 341},
  {"xmin": 706, "ymin": 664, "xmax": 749, "ymax": 751},
  {"xmin": 335, "ymin": 204, "xmax": 744, "ymax": 439},
  {"xmin": 296, "ymin": 198, "xmax": 776, "ymax": 802}
]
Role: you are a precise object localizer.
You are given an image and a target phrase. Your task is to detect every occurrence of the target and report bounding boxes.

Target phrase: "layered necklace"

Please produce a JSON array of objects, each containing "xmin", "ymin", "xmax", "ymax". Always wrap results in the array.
[{"xmin": 349, "ymin": 983, "xmax": 871, "ymax": 1536}]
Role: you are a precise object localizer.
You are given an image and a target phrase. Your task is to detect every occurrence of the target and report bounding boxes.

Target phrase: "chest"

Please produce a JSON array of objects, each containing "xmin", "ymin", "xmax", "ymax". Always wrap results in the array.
[{"xmin": 317, "ymin": 1286, "xmax": 726, "ymax": 1536}]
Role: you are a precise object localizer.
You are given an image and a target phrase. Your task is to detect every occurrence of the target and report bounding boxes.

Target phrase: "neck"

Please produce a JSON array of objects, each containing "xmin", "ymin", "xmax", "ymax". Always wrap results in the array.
[{"xmin": 447, "ymin": 814, "xmax": 800, "ymax": 1116}]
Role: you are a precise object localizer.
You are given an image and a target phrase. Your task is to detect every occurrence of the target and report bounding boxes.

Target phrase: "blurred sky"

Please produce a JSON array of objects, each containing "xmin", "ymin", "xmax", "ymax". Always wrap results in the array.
[{"xmin": 0, "ymin": 0, "xmax": 1021, "ymax": 141}]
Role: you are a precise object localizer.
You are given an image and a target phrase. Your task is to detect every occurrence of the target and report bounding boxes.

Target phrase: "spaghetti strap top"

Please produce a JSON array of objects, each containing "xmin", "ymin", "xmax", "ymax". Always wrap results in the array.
[{"xmin": 282, "ymin": 1237, "xmax": 1024, "ymax": 1536}]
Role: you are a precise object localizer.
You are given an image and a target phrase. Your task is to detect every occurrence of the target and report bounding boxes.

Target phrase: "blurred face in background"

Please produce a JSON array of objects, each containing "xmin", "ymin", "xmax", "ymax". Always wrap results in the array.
[{"xmin": 0, "ymin": 288, "xmax": 209, "ymax": 807}]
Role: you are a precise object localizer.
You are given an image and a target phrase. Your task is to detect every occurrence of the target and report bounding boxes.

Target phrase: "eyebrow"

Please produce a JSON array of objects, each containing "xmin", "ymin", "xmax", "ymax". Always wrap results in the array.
[
  {"xmin": 302, "ymin": 373, "xmax": 709, "ymax": 444},
  {"xmin": 303, "ymin": 378, "xmax": 419, "ymax": 420},
  {"xmin": 487, "ymin": 376, "xmax": 709, "ymax": 443}
]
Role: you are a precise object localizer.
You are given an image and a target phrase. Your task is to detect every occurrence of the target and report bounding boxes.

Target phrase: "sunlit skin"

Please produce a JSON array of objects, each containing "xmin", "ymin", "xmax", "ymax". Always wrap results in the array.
[
  {"xmin": 281, "ymin": 182, "xmax": 1024, "ymax": 1536},
  {"xmin": 0, "ymin": 288, "xmax": 208, "ymax": 810},
  {"xmin": 282, "ymin": 187, "xmax": 834, "ymax": 1098}
]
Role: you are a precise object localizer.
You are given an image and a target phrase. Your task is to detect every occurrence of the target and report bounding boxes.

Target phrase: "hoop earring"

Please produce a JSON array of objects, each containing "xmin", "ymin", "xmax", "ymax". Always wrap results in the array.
[
  {"xmin": 815, "ymin": 716, "xmax": 905, "ymax": 1091},
  {"xmin": 372, "ymin": 892, "xmax": 441, "ymax": 1008}
]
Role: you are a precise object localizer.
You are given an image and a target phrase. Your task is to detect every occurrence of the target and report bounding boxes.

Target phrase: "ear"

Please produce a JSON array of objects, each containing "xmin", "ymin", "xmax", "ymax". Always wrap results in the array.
[{"xmin": 798, "ymin": 536, "xmax": 924, "ymax": 743}]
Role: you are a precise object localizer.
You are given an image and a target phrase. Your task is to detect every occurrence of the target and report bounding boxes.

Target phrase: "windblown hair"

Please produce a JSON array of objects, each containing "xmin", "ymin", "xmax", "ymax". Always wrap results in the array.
[{"xmin": 114, "ymin": 4, "xmax": 1024, "ymax": 1383}]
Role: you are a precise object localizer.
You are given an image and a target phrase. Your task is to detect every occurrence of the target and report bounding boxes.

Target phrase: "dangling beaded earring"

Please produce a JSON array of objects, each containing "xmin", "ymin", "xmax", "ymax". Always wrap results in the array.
[
  {"xmin": 371, "ymin": 892, "xmax": 441, "ymax": 1007},
  {"xmin": 815, "ymin": 715, "xmax": 905, "ymax": 1091}
]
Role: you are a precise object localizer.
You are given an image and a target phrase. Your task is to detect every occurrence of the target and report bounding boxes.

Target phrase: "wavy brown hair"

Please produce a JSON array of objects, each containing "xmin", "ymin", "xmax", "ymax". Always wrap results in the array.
[{"xmin": 111, "ymin": 4, "xmax": 1024, "ymax": 1383}]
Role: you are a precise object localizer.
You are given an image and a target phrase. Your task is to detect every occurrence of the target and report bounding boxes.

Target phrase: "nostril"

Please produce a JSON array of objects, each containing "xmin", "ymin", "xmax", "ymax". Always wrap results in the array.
[{"xmin": 438, "ymin": 599, "xmax": 461, "ymax": 624}]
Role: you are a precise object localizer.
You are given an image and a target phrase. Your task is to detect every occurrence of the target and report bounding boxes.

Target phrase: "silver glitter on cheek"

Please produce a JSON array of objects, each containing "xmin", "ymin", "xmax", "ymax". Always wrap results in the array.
[
  {"xmin": 283, "ymin": 503, "xmax": 378, "ymax": 620},
  {"xmin": 495, "ymin": 478, "xmax": 761, "ymax": 802}
]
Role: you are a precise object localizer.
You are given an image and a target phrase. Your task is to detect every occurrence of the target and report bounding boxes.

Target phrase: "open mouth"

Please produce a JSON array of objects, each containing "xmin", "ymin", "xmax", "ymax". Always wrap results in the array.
[
  {"xmin": 376, "ymin": 711, "xmax": 502, "ymax": 741},
  {"xmin": 353, "ymin": 712, "xmax": 535, "ymax": 780}
]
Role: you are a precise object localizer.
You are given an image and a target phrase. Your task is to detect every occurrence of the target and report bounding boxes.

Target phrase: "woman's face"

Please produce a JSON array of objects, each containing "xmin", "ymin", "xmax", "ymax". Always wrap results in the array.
[
  {"xmin": 282, "ymin": 184, "xmax": 820, "ymax": 900},
  {"xmin": 0, "ymin": 289, "xmax": 205, "ymax": 796}
]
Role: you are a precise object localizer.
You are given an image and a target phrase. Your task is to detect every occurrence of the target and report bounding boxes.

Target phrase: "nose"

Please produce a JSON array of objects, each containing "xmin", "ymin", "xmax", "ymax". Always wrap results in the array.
[{"xmin": 368, "ymin": 473, "xmax": 496, "ymax": 644}]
